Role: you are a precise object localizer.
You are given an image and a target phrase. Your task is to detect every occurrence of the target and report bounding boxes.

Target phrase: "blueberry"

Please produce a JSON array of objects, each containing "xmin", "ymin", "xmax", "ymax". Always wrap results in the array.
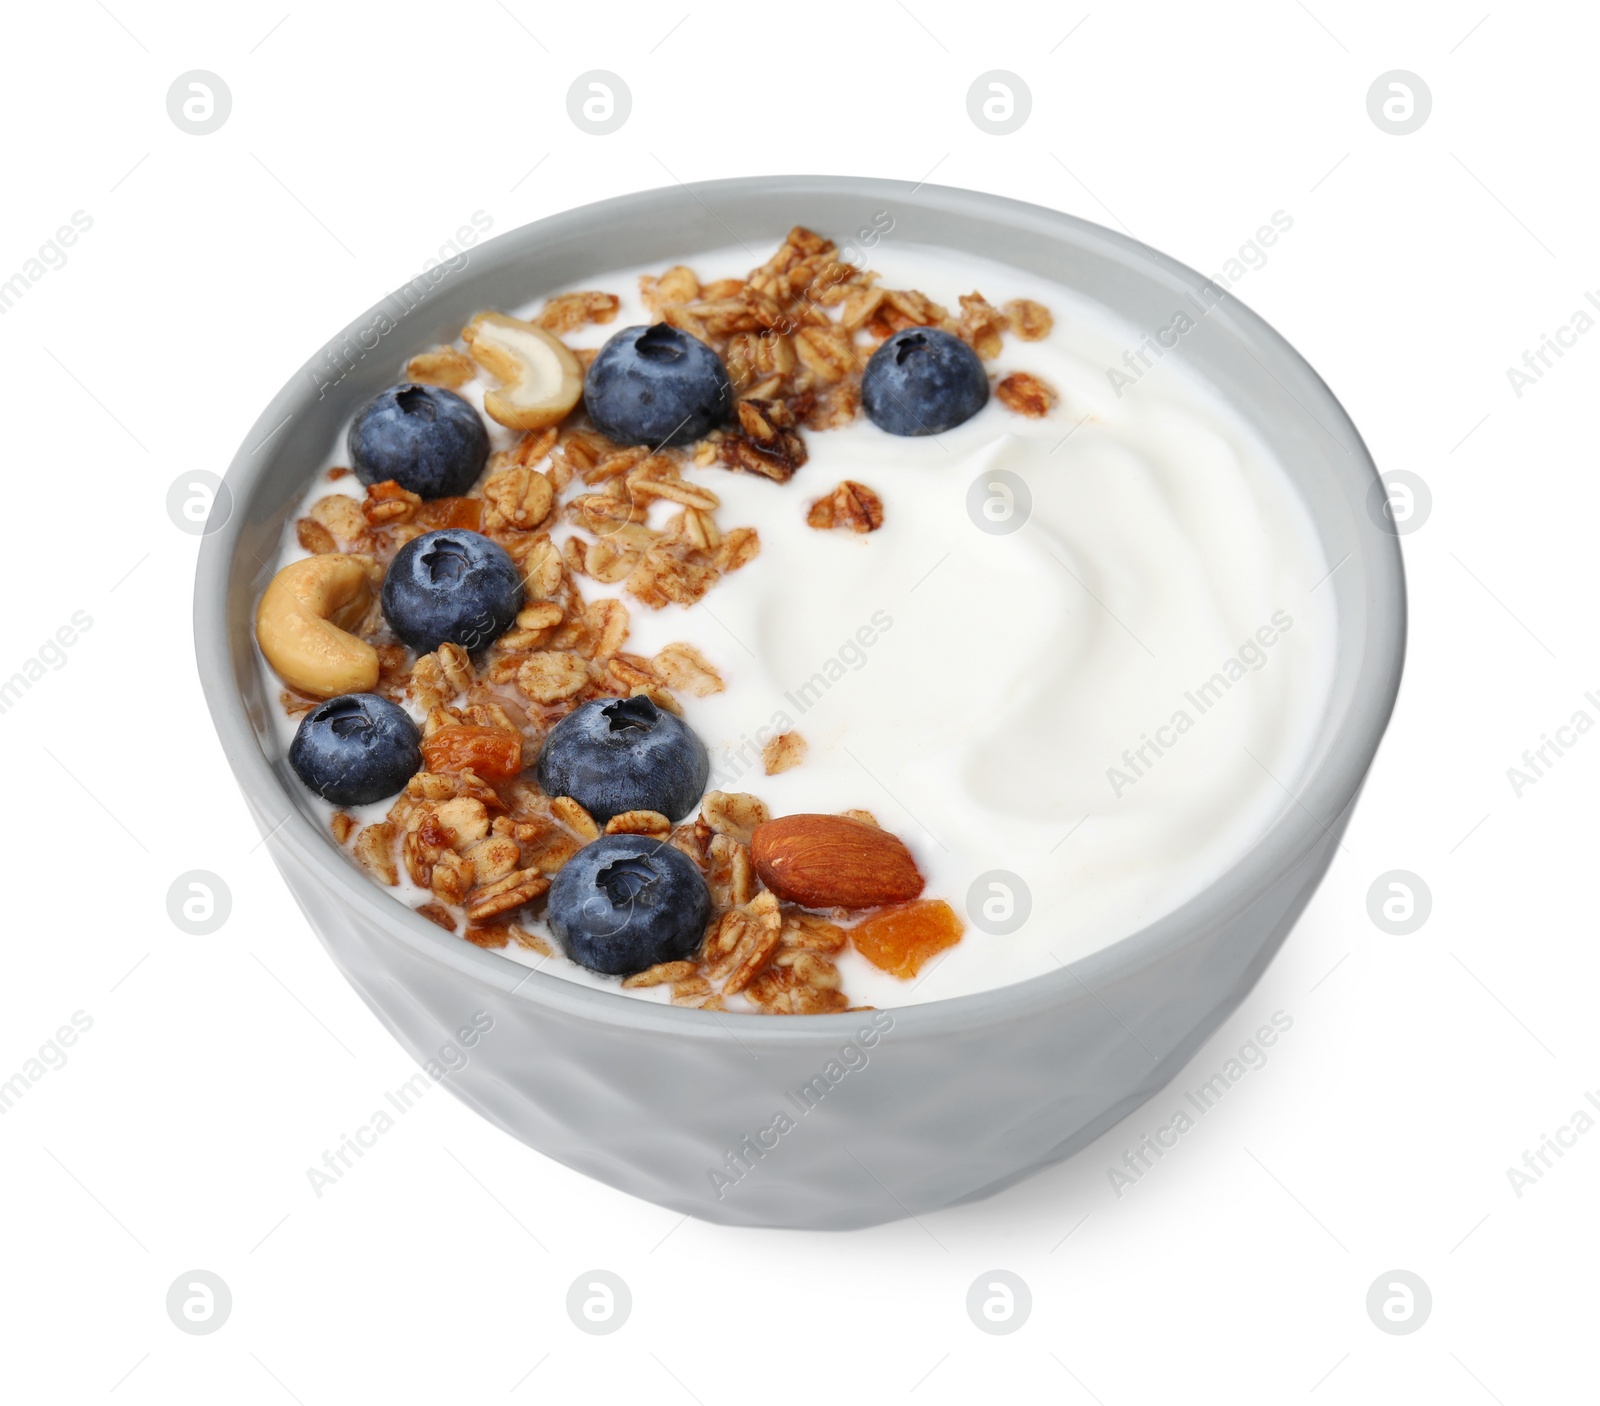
[
  {"xmin": 289, "ymin": 693, "xmax": 421, "ymax": 806},
  {"xmin": 381, "ymin": 529, "xmax": 523, "ymax": 654},
  {"xmin": 584, "ymin": 323, "xmax": 732, "ymax": 446},
  {"xmin": 349, "ymin": 384, "xmax": 489, "ymax": 499},
  {"xmin": 547, "ymin": 833, "xmax": 712, "ymax": 975},
  {"xmin": 861, "ymin": 327, "xmax": 989, "ymax": 436},
  {"xmin": 537, "ymin": 695, "xmax": 708, "ymax": 825}
]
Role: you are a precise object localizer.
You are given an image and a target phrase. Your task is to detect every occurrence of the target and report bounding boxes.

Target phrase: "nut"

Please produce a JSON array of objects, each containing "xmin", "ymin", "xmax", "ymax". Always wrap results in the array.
[
  {"xmin": 255, "ymin": 554, "xmax": 381, "ymax": 699},
  {"xmin": 462, "ymin": 311, "xmax": 583, "ymax": 430},
  {"xmin": 750, "ymin": 814, "xmax": 924, "ymax": 910}
]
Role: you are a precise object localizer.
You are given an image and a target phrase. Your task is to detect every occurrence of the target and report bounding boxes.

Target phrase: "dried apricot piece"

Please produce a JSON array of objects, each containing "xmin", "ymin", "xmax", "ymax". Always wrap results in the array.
[
  {"xmin": 849, "ymin": 899, "xmax": 963, "ymax": 979},
  {"xmin": 421, "ymin": 726, "xmax": 524, "ymax": 780},
  {"xmin": 415, "ymin": 496, "xmax": 484, "ymax": 531}
]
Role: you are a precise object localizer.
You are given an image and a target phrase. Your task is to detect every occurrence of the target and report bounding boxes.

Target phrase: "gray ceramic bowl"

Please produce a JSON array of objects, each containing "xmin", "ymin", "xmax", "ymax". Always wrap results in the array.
[{"xmin": 196, "ymin": 176, "xmax": 1404, "ymax": 1230}]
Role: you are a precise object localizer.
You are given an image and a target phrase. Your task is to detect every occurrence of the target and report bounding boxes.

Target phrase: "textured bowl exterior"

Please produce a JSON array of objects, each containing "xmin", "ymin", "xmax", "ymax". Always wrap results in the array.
[{"xmin": 197, "ymin": 177, "xmax": 1405, "ymax": 1229}]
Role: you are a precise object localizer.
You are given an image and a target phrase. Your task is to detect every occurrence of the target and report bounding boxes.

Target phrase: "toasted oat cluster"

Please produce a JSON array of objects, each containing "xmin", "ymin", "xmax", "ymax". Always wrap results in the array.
[{"xmin": 270, "ymin": 227, "xmax": 1055, "ymax": 1013}]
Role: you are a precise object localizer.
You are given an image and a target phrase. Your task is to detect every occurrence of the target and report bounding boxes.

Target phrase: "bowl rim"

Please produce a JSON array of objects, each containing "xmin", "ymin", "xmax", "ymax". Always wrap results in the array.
[{"xmin": 195, "ymin": 173, "xmax": 1406, "ymax": 1046}]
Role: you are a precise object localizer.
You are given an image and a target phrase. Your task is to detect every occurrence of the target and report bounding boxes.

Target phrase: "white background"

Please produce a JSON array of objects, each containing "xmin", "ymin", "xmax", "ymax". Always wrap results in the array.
[{"xmin": 1, "ymin": 0, "xmax": 1593, "ymax": 1400}]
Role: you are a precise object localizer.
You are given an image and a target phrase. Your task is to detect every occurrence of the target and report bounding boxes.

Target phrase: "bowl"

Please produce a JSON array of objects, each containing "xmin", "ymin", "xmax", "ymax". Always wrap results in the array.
[{"xmin": 195, "ymin": 175, "xmax": 1405, "ymax": 1230}]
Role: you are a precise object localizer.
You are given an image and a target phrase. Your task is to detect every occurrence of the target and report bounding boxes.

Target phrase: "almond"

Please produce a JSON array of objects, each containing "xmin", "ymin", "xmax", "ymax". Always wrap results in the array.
[{"xmin": 750, "ymin": 814, "xmax": 924, "ymax": 910}]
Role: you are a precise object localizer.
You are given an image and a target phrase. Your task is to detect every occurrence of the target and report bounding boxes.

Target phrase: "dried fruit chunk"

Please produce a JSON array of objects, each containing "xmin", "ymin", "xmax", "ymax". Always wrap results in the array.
[
  {"xmin": 422, "ymin": 725, "xmax": 524, "ymax": 780},
  {"xmin": 849, "ymin": 899, "xmax": 963, "ymax": 979},
  {"xmin": 751, "ymin": 813, "xmax": 923, "ymax": 910},
  {"xmin": 414, "ymin": 496, "xmax": 484, "ymax": 531}
]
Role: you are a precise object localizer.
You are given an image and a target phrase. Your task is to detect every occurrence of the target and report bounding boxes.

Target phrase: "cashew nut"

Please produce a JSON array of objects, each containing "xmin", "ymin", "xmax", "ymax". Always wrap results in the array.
[
  {"xmin": 461, "ymin": 311, "xmax": 583, "ymax": 430},
  {"xmin": 256, "ymin": 554, "xmax": 381, "ymax": 699}
]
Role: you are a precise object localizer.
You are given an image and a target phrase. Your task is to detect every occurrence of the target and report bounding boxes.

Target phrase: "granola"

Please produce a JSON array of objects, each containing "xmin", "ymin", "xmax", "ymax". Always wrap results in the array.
[{"xmin": 261, "ymin": 226, "xmax": 1067, "ymax": 1014}]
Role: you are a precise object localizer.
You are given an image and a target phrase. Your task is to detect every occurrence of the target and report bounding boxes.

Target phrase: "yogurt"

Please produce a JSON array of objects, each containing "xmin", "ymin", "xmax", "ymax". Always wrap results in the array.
[{"xmin": 264, "ymin": 241, "xmax": 1337, "ymax": 1009}]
